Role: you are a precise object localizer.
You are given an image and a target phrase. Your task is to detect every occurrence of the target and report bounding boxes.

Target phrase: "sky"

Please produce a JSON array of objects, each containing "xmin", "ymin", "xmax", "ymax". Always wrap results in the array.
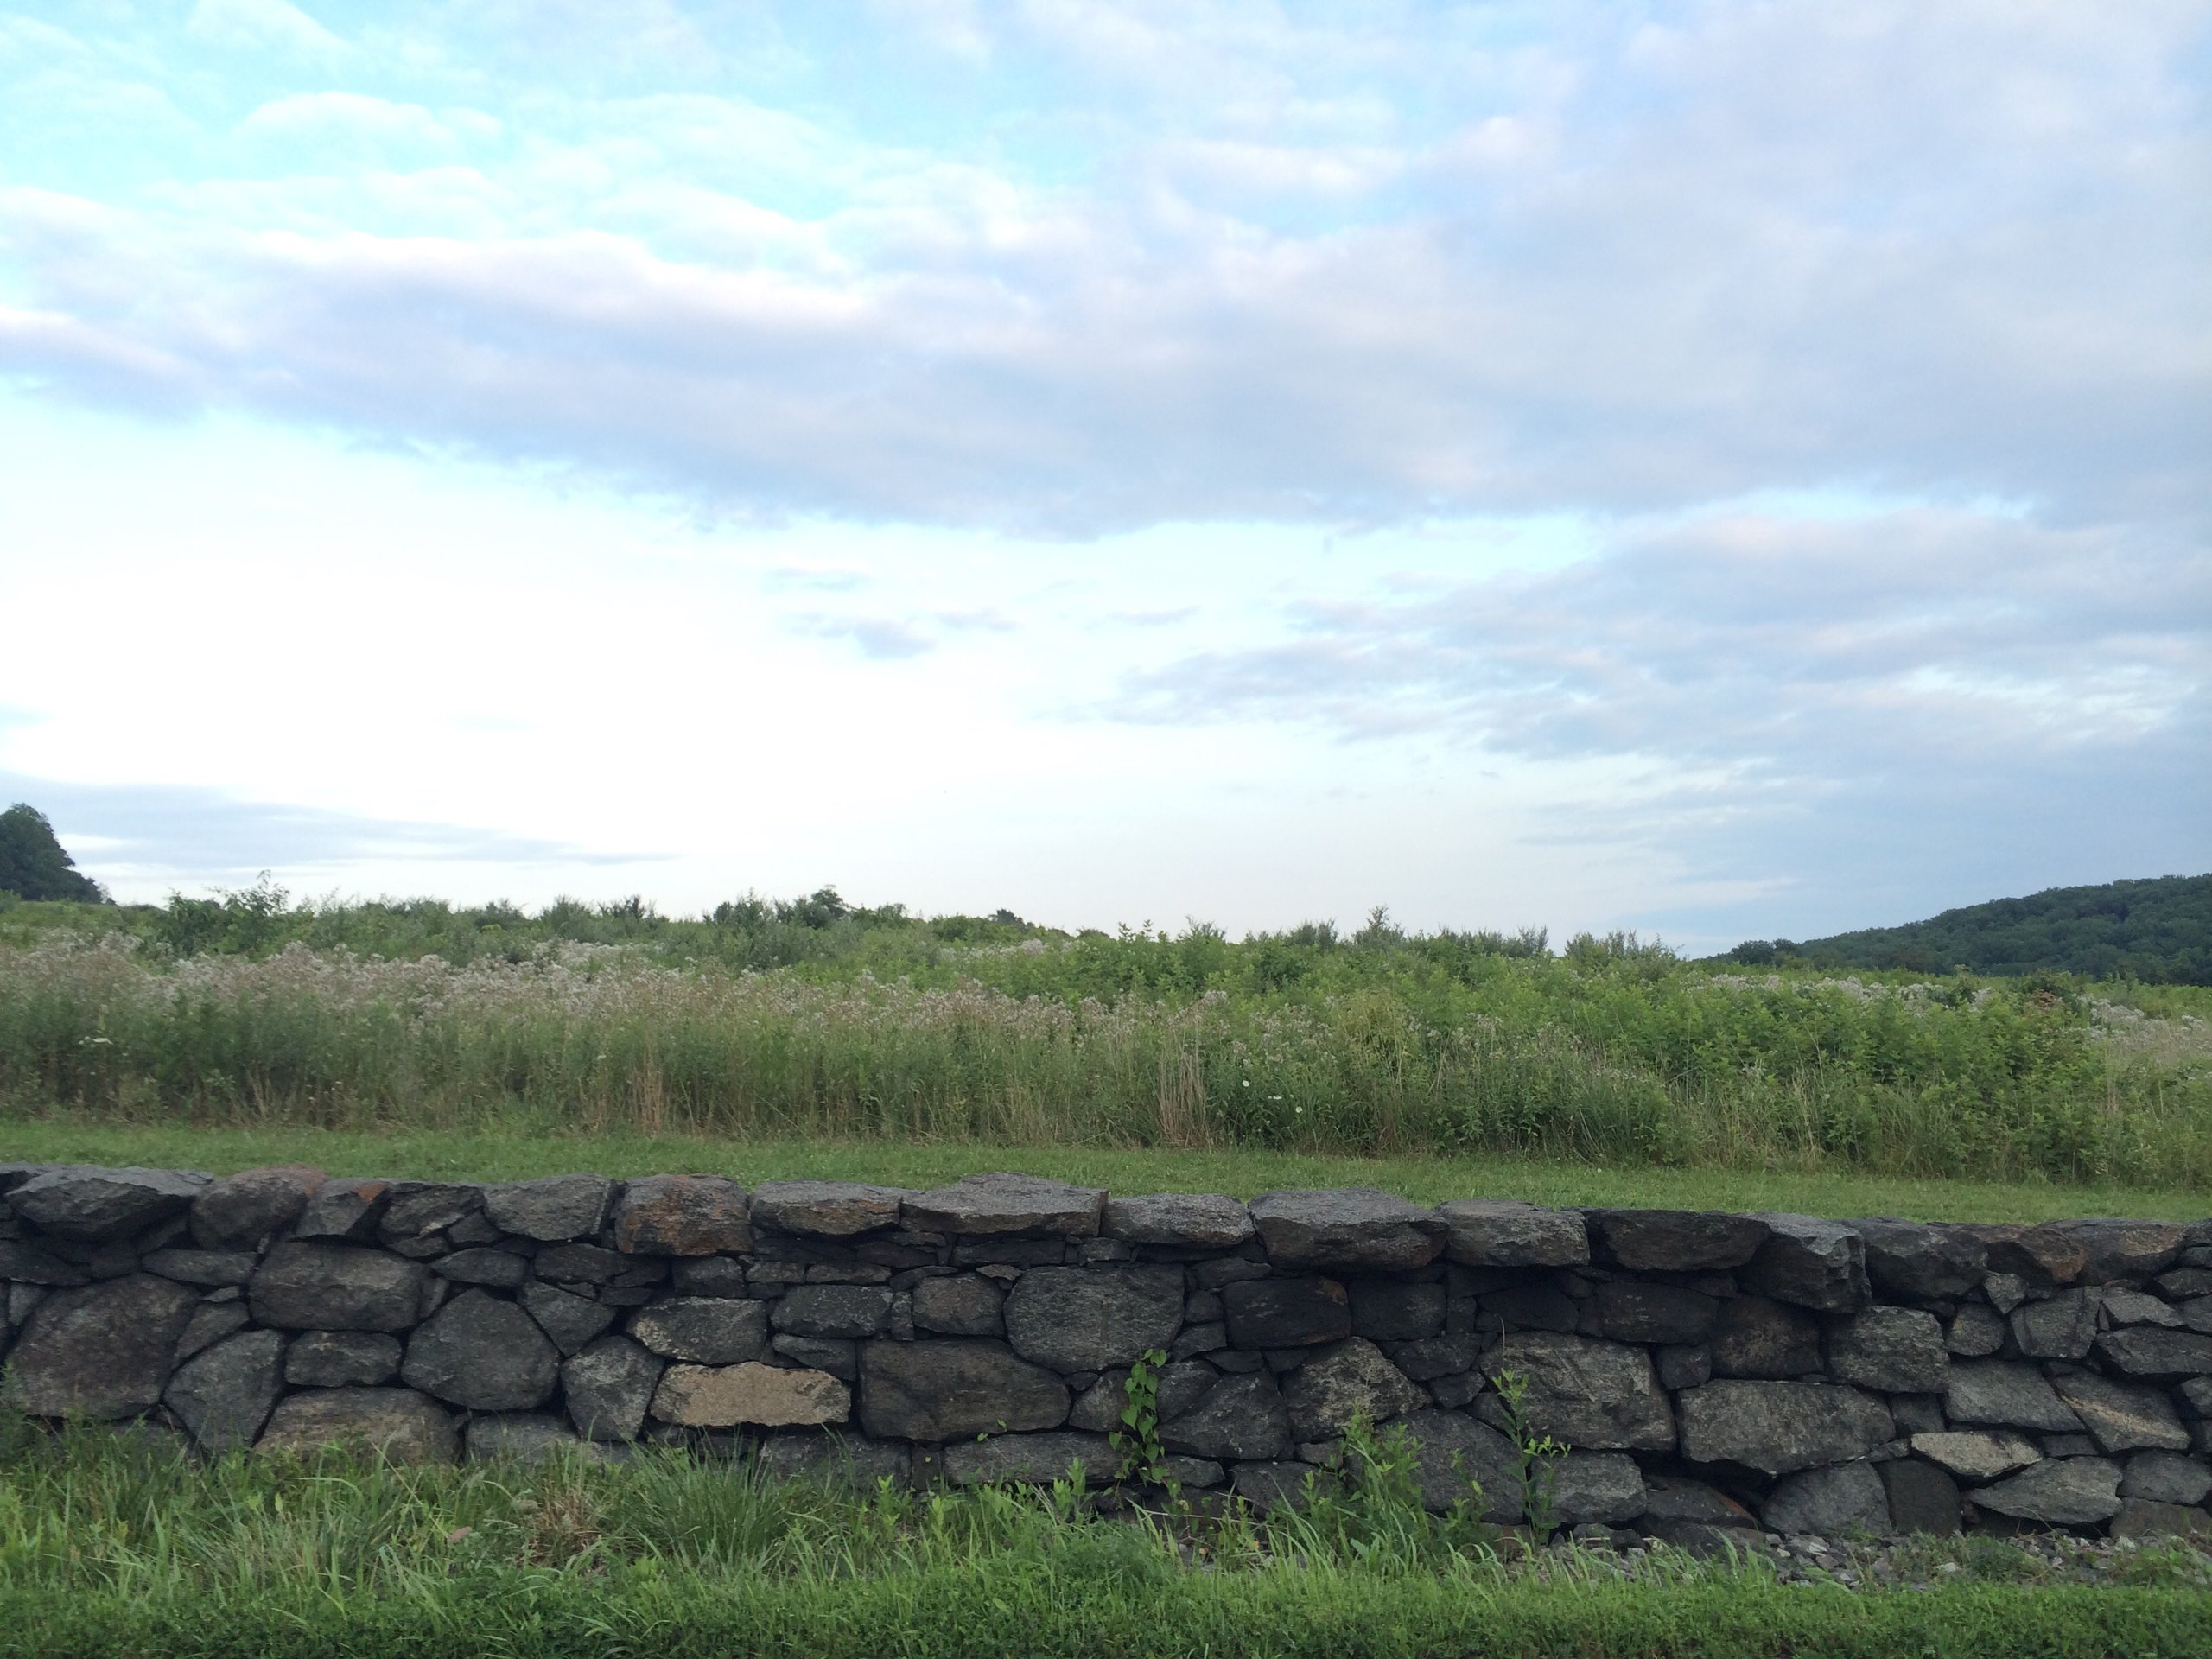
[{"xmin": 1, "ymin": 1, "xmax": 2207, "ymax": 952}]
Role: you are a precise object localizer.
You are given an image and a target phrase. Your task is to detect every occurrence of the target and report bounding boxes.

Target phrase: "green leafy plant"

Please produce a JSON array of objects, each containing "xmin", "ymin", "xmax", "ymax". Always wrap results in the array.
[
  {"xmin": 1109, "ymin": 1348, "xmax": 1173, "ymax": 1493},
  {"xmin": 1491, "ymin": 1370, "xmax": 1567, "ymax": 1543}
]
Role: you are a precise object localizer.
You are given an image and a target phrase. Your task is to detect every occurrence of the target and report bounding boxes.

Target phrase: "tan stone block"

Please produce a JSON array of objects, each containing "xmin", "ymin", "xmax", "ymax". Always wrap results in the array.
[{"xmin": 651, "ymin": 1362, "xmax": 849, "ymax": 1427}]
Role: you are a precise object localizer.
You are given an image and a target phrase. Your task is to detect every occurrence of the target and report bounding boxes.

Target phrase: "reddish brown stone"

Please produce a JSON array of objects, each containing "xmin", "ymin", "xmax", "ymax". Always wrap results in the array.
[{"xmin": 611, "ymin": 1176, "xmax": 753, "ymax": 1255}]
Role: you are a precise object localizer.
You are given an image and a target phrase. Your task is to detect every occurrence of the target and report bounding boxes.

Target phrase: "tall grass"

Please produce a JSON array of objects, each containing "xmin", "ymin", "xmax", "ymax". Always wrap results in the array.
[{"xmin": 3, "ymin": 920, "xmax": 2206, "ymax": 1187}]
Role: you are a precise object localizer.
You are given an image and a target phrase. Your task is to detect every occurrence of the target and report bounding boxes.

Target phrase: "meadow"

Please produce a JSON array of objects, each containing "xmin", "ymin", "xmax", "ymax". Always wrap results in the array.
[{"xmin": 2, "ymin": 887, "xmax": 2208, "ymax": 1204}]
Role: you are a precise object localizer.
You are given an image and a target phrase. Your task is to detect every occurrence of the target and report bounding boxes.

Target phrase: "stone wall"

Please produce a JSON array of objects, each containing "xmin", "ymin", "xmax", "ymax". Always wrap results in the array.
[{"xmin": 5, "ymin": 1162, "xmax": 2211, "ymax": 1542}]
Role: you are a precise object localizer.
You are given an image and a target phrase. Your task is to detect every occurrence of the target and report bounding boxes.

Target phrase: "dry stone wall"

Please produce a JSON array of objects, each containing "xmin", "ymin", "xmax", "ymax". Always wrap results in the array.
[{"xmin": 6, "ymin": 1161, "xmax": 2212, "ymax": 1544}]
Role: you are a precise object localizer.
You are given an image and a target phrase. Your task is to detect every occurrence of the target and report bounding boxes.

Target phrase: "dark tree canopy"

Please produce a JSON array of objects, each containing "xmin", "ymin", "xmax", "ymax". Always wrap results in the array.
[
  {"xmin": 1728, "ymin": 873, "xmax": 2212, "ymax": 984},
  {"xmin": 0, "ymin": 804, "xmax": 109, "ymax": 903}
]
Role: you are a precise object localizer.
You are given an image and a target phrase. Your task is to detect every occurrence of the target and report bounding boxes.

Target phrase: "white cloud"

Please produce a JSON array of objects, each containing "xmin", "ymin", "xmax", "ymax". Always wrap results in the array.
[
  {"xmin": 1, "ymin": 3, "xmax": 2202, "ymax": 533},
  {"xmin": 188, "ymin": 0, "xmax": 347, "ymax": 56}
]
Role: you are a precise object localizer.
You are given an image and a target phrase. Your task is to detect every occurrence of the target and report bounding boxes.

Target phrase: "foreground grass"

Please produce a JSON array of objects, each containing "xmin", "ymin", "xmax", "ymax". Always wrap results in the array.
[
  {"xmin": 3, "ymin": 1421, "xmax": 2209, "ymax": 1659},
  {"xmin": 4, "ymin": 1113, "xmax": 2207, "ymax": 1222}
]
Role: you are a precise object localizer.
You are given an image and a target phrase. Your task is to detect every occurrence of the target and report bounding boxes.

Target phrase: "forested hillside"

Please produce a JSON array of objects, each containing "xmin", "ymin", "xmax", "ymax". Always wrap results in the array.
[{"xmin": 1730, "ymin": 874, "xmax": 2212, "ymax": 982}]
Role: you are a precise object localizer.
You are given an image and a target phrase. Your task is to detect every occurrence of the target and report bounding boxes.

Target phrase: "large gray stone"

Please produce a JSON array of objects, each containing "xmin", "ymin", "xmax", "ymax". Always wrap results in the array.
[
  {"xmin": 402, "ymin": 1288, "xmax": 559, "ymax": 1410},
  {"xmin": 1349, "ymin": 1280, "xmax": 1445, "ymax": 1342},
  {"xmin": 432, "ymin": 1248, "xmax": 528, "ymax": 1289},
  {"xmin": 1230, "ymin": 1459, "xmax": 1338, "ymax": 1514},
  {"xmin": 1248, "ymin": 1190, "xmax": 1445, "ymax": 1271},
  {"xmin": 1746, "ymin": 1214, "xmax": 1870, "ymax": 1312},
  {"xmin": 1478, "ymin": 1282, "xmax": 1573, "ymax": 1332},
  {"xmin": 1160, "ymin": 1370, "xmax": 1291, "ymax": 1461},
  {"xmin": 772, "ymin": 1285, "xmax": 893, "ymax": 1339},
  {"xmin": 285, "ymin": 1331, "xmax": 402, "ymax": 1388},
  {"xmin": 1848, "ymin": 1218, "xmax": 1986, "ymax": 1301},
  {"xmin": 1554, "ymin": 1451, "xmax": 1649, "ymax": 1525},
  {"xmin": 611, "ymin": 1176, "xmax": 752, "ymax": 1255},
  {"xmin": 1946, "ymin": 1304, "xmax": 2006, "ymax": 1357},
  {"xmin": 1222, "ymin": 1275, "xmax": 1351, "ymax": 1348},
  {"xmin": 2121, "ymin": 1449, "xmax": 2212, "ymax": 1505},
  {"xmin": 2, "ymin": 1274, "xmax": 200, "ymax": 1418},
  {"xmin": 190, "ymin": 1166, "xmax": 325, "ymax": 1250},
  {"xmin": 911, "ymin": 1274, "xmax": 1005, "ymax": 1336},
  {"xmin": 1103, "ymin": 1192, "xmax": 1255, "ymax": 1249},
  {"xmin": 2010, "ymin": 1289, "xmax": 2099, "ymax": 1359},
  {"xmin": 901, "ymin": 1173, "xmax": 1104, "ymax": 1239},
  {"xmin": 467, "ymin": 1412, "xmax": 621, "ymax": 1465},
  {"xmin": 250, "ymin": 1243, "xmax": 427, "ymax": 1332},
  {"xmin": 2103, "ymin": 1287, "xmax": 2183, "ymax": 1328},
  {"xmin": 142, "ymin": 1249, "xmax": 258, "ymax": 1287},
  {"xmin": 1879, "ymin": 1458, "xmax": 1961, "ymax": 1535},
  {"xmin": 1827, "ymin": 1307, "xmax": 1948, "ymax": 1394},
  {"xmin": 1436, "ymin": 1200, "xmax": 1590, "ymax": 1268},
  {"xmin": 1761, "ymin": 1461, "xmax": 1891, "ymax": 1536},
  {"xmin": 2050, "ymin": 1372, "xmax": 2191, "ymax": 1454},
  {"xmin": 562, "ymin": 1335, "xmax": 663, "ymax": 1441},
  {"xmin": 1484, "ymin": 1332, "xmax": 1675, "ymax": 1452},
  {"xmin": 1910, "ymin": 1430, "xmax": 2042, "ymax": 1483},
  {"xmin": 256, "ymin": 1387, "xmax": 459, "ymax": 1463},
  {"xmin": 857, "ymin": 1339, "xmax": 1069, "ymax": 1440},
  {"xmin": 651, "ymin": 1362, "xmax": 849, "ymax": 1427},
  {"xmin": 2111, "ymin": 1498, "xmax": 2212, "ymax": 1541},
  {"xmin": 757, "ymin": 1430, "xmax": 914, "ymax": 1488},
  {"xmin": 1586, "ymin": 1210, "xmax": 1767, "ymax": 1272},
  {"xmin": 1281, "ymin": 1338, "xmax": 1425, "ymax": 1441},
  {"xmin": 533, "ymin": 1243, "xmax": 626, "ymax": 1286},
  {"xmin": 1641, "ymin": 1476, "xmax": 1759, "ymax": 1532},
  {"xmin": 943, "ymin": 1430, "xmax": 1115, "ymax": 1486},
  {"xmin": 0, "ymin": 1241, "xmax": 88, "ymax": 1287},
  {"xmin": 10, "ymin": 1166, "xmax": 207, "ymax": 1242},
  {"xmin": 1675, "ymin": 1381, "xmax": 1892, "ymax": 1475},
  {"xmin": 482, "ymin": 1175, "xmax": 613, "ymax": 1242},
  {"xmin": 518, "ymin": 1281, "xmax": 618, "ymax": 1356},
  {"xmin": 1944, "ymin": 1361, "xmax": 2082, "ymax": 1433},
  {"xmin": 290, "ymin": 1177, "xmax": 392, "ymax": 1242},
  {"xmin": 1592, "ymin": 1281, "xmax": 1718, "ymax": 1345},
  {"xmin": 1963, "ymin": 1224, "xmax": 2087, "ymax": 1287},
  {"xmin": 1389, "ymin": 1332, "xmax": 1484, "ymax": 1382},
  {"xmin": 1389, "ymin": 1408, "xmax": 1520, "ymax": 1516},
  {"xmin": 2049, "ymin": 1218, "xmax": 2188, "ymax": 1285},
  {"xmin": 1004, "ymin": 1266, "xmax": 1186, "ymax": 1372},
  {"xmin": 376, "ymin": 1183, "xmax": 483, "ymax": 1248},
  {"xmin": 750, "ymin": 1180, "xmax": 911, "ymax": 1237},
  {"xmin": 2097, "ymin": 1328, "xmax": 2212, "ymax": 1377},
  {"xmin": 1970, "ymin": 1457, "xmax": 2123, "ymax": 1525},
  {"xmin": 1710, "ymin": 1297, "xmax": 1821, "ymax": 1378},
  {"xmin": 166, "ymin": 1328, "xmax": 285, "ymax": 1453},
  {"xmin": 176, "ymin": 1301, "xmax": 252, "ymax": 1361},
  {"xmin": 627, "ymin": 1297, "xmax": 768, "ymax": 1363}
]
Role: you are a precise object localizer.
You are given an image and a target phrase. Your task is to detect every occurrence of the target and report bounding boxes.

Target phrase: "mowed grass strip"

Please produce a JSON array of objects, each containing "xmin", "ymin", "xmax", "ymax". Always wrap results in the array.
[
  {"xmin": 3, "ymin": 1115, "xmax": 2206, "ymax": 1222},
  {"xmin": 4, "ymin": 1423, "xmax": 2209, "ymax": 1659},
  {"xmin": 11, "ymin": 1576, "xmax": 2212, "ymax": 1659}
]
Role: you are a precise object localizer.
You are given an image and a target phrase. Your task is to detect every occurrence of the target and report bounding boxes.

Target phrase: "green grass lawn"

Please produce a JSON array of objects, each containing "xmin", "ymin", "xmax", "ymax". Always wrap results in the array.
[
  {"xmin": 5, "ymin": 1113, "xmax": 2204, "ymax": 1222},
  {"xmin": 4, "ymin": 1420, "xmax": 2209, "ymax": 1659}
]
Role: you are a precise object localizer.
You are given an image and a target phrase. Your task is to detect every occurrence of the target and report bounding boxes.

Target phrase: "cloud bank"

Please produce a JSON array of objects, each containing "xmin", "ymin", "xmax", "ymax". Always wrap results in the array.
[{"xmin": 1, "ymin": 3, "xmax": 2205, "ymax": 533}]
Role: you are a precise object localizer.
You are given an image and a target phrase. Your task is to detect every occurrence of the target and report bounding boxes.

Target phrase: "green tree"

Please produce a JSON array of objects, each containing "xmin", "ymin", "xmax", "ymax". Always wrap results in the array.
[{"xmin": 0, "ymin": 803, "xmax": 110, "ymax": 903}]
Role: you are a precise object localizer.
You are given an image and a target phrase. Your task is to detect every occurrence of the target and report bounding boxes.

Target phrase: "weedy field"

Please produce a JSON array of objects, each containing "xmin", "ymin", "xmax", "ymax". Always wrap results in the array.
[{"xmin": 3, "ymin": 888, "xmax": 2208, "ymax": 1197}]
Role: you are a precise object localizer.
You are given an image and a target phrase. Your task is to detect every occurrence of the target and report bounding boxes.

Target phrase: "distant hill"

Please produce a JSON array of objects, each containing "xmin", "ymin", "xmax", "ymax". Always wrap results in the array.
[{"xmin": 1726, "ymin": 874, "xmax": 2212, "ymax": 983}]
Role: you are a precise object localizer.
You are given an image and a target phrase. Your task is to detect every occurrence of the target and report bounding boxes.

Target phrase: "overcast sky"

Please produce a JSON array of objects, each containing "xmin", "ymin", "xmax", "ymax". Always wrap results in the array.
[{"xmin": 2, "ymin": 1, "xmax": 2206, "ymax": 950}]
